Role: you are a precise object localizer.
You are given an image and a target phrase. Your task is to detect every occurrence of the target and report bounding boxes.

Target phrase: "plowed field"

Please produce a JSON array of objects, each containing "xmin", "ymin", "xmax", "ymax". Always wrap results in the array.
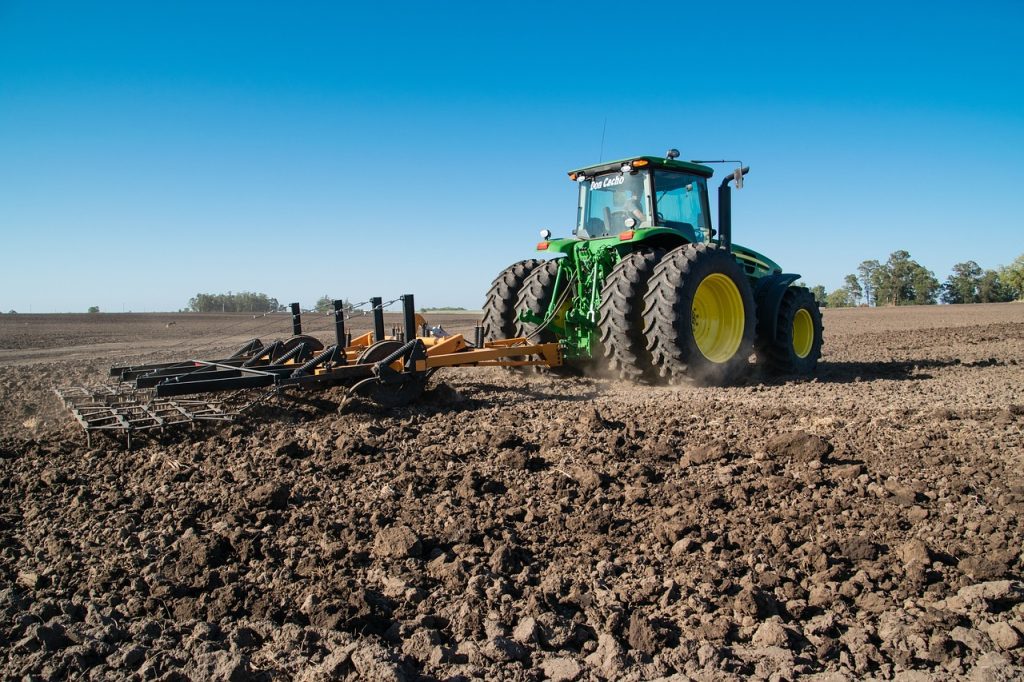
[{"xmin": 1, "ymin": 303, "xmax": 1022, "ymax": 680}]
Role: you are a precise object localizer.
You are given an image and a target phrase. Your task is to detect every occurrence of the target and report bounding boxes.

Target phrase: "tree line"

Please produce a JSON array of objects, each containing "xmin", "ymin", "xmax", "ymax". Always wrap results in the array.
[
  {"xmin": 810, "ymin": 251, "xmax": 1024, "ymax": 308},
  {"xmin": 187, "ymin": 291, "xmax": 283, "ymax": 313}
]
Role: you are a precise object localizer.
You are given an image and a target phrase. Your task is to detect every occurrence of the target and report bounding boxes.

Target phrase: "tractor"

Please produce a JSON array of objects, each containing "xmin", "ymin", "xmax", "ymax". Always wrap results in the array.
[{"xmin": 482, "ymin": 149, "xmax": 824, "ymax": 385}]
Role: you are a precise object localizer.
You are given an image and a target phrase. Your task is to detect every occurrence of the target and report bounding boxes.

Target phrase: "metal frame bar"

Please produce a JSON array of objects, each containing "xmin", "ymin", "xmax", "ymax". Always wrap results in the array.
[
  {"xmin": 370, "ymin": 297, "xmax": 385, "ymax": 342},
  {"xmin": 332, "ymin": 299, "xmax": 347, "ymax": 364}
]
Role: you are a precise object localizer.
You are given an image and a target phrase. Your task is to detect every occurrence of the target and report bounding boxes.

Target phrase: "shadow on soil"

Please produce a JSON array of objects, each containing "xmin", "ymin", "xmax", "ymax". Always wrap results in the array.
[{"xmin": 798, "ymin": 357, "xmax": 999, "ymax": 384}]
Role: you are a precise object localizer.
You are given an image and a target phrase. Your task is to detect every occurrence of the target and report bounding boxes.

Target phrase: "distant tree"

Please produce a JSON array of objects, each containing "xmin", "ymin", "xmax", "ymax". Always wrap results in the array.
[
  {"xmin": 870, "ymin": 265, "xmax": 890, "ymax": 306},
  {"xmin": 977, "ymin": 269, "xmax": 1013, "ymax": 303},
  {"xmin": 999, "ymin": 253, "xmax": 1024, "ymax": 301},
  {"xmin": 314, "ymin": 295, "xmax": 333, "ymax": 313},
  {"xmin": 87, "ymin": 306, "xmax": 100, "ymax": 314},
  {"xmin": 883, "ymin": 250, "xmax": 914, "ymax": 305},
  {"xmin": 909, "ymin": 262, "xmax": 940, "ymax": 305},
  {"xmin": 857, "ymin": 260, "xmax": 881, "ymax": 306},
  {"xmin": 827, "ymin": 288, "xmax": 855, "ymax": 308},
  {"xmin": 843, "ymin": 274, "xmax": 863, "ymax": 305},
  {"xmin": 870, "ymin": 251, "xmax": 936, "ymax": 305},
  {"xmin": 314, "ymin": 296, "xmax": 355, "ymax": 314},
  {"xmin": 809, "ymin": 285, "xmax": 828, "ymax": 306},
  {"xmin": 188, "ymin": 291, "xmax": 281, "ymax": 313},
  {"xmin": 941, "ymin": 260, "xmax": 983, "ymax": 304}
]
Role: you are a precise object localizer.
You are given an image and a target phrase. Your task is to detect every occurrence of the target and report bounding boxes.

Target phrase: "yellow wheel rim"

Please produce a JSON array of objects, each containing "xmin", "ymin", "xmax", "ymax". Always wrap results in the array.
[
  {"xmin": 691, "ymin": 273, "xmax": 745, "ymax": 363},
  {"xmin": 792, "ymin": 308, "xmax": 814, "ymax": 359}
]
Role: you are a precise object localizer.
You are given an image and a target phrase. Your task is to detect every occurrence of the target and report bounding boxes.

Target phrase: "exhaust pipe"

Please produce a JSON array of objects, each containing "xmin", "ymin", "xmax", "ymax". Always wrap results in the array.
[{"xmin": 717, "ymin": 166, "xmax": 749, "ymax": 252}]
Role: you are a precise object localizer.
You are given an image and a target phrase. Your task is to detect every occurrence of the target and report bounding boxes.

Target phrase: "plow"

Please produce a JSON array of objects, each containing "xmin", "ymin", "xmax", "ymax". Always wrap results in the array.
[
  {"xmin": 59, "ymin": 149, "xmax": 825, "ymax": 445},
  {"xmin": 57, "ymin": 295, "xmax": 561, "ymax": 445},
  {"xmin": 108, "ymin": 295, "xmax": 559, "ymax": 403}
]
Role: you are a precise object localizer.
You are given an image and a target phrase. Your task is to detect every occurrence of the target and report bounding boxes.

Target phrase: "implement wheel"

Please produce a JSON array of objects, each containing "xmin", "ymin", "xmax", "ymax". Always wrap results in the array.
[
  {"xmin": 642, "ymin": 243, "xmax": 756, "ymax": 385},
  {"xmin": 760, "ymin": 287, "xmax": 823, "ymax": 375},
  {"xmin": 349, "ymin": 340, "xmax": 426, "ymax": 407},
  {"xmin": 482, "ymin": 259, "xmax": 545, "ymax": 342},
  {"xmin": 598, "ymin": 247, "xmax": 665, "ymax": 381},
  {"xmin": 274, "ymin": 335, "xmax": 324, "ymax": 362}
]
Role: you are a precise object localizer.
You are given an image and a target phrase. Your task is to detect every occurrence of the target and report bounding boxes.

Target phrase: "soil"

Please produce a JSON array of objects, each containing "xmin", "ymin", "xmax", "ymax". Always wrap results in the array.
[{"xmin": 1, "ymin": 303, "xmax": 1023, "ymax": 680}]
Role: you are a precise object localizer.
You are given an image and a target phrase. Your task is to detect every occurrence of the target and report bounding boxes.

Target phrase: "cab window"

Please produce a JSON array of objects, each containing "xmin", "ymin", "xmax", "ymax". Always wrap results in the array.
[{"xmin": 653, "ymin": 170, "xmax": 708, "ymax": 239}]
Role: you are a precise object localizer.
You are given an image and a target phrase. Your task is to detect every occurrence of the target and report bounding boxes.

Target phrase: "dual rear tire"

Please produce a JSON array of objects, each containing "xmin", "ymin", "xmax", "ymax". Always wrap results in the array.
[
  {"xmin": 642, "ymin": 243, "xmax": 756, "ymax": 385},
  {"xmin": 759, "ymin": 286, "xmax": 823, "ymax": 375}
]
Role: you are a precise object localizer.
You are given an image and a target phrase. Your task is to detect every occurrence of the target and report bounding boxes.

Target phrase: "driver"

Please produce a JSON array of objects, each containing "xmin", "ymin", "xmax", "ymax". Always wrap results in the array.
[{"xmin": 613, "ymin": 189, "xmax": 645, "ymax": 222}]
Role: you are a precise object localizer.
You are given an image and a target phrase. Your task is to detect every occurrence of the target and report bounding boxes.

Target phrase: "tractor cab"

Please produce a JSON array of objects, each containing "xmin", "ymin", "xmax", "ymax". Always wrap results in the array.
[{"xmin": 571, "ymin": 156, "xmax": 714, "ymax": 244}]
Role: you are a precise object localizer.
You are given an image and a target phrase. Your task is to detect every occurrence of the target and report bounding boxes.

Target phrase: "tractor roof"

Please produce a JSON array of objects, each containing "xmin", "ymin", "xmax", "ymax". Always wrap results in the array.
[{"xmin": 568, "ymin": 156, "xmax": 714, "ymax": 179}]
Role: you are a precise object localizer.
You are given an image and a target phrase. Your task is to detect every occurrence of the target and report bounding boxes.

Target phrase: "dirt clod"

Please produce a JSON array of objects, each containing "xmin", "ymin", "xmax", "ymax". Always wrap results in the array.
[
  {"xmin": 899, "ymin": 538, "xmax": 932, "ymax": 566},
  {"xmin": 541, "ymin": 655, "xmax": 582, "ymax": 682},
  {"xmin": 765, "ymin": 430, "xmax": 833, "ymax": 462},
  {"xmin": 682, "ymin": 442, "xmax": 730, "ymax": 466},
  {"xmin": 987, "ymin": 622, "xmax": 1024, "ymax": 651},
  {"xmin": 246, "ymin": 482, "xmax": 290, "ymax": 509},
  {"xmin": 373, "ymin": 525, "xmax": 422, "ymax": 559},
  {"xmin": 960, "ymin": 552, "xmax": 1015, "ymax": 581}
]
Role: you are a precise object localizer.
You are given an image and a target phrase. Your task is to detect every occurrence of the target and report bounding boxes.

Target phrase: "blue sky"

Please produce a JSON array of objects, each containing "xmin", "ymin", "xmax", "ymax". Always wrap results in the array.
[{"xmin": 1, "ymin": 1, "xmax": 1022, "ymax": 312}]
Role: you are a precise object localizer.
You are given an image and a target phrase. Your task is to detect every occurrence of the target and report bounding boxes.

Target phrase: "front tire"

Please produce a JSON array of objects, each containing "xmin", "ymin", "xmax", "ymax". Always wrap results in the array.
[
  {"xmin": 515, "ymin": 259, "xmax": 575, "ymax": 374},
  {"xmin": 514, "ymin": 259, "xmax": 563, "ymax": 343},
  {"xmin": 481, "ymin": 259, "xmax": 545, "ymax": 342},
  {"xmin": 760, "ymin": 287, "xmax": 823, "ymax": 375},
  {"xmin": 642, "ymin": 243, "xmax": 756, "ymax": 385}
]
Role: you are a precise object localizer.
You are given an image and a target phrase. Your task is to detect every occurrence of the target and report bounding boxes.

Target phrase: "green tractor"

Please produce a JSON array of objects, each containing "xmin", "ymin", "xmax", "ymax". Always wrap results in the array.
[{"xmin": 482, "ymin": 150, "xmax": 823, "ymax": 385}]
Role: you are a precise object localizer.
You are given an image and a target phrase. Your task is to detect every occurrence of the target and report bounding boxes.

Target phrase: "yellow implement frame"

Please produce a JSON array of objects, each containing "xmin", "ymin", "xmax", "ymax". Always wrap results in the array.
[
  {"xmin": 419, "ymin": 335, "xmax": 561, "ymax": 369},
  {"xmin": 308, "ymin": 333, "xmax": 561, "ymax": 376}
]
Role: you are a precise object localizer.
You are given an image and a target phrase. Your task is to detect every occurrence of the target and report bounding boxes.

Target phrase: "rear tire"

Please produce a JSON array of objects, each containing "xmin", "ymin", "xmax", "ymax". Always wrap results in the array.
[
  {"xmin": 597, "ymin": 248, "xmax": 665, "ymax": 381},
  {"xmin": 761, "ymin": 287, "xmax": 823, "ymax": 375},
  {"xmin": 642, "ymin": 243, "xmax": 756, "ymax": 385},
  {"xmin": 481, "ymin": 259, "xmax": 545, "ymax": 342}
]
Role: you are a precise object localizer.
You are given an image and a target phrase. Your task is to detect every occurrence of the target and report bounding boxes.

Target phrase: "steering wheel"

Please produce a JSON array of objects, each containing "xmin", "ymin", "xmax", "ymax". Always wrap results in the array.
[{"xmin": 656, "ymin": 212, "xmax": 665, "ymax": 223}]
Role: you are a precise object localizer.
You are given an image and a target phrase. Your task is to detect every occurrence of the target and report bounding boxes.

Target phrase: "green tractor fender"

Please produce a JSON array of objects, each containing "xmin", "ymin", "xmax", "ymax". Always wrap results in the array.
[
  {"xmin": 753, "ymin": 273, "xmax": 802, "ymax": 342},
  {"xmin": 539, "ymin": 227, "xmax": 695, "ymax": 256}
]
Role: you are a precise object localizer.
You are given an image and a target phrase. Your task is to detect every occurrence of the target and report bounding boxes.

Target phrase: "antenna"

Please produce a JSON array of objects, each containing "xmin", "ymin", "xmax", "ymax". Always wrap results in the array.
[{"xmin": 598, "ymin": 117, "xmax": 607, "ymax": 162}]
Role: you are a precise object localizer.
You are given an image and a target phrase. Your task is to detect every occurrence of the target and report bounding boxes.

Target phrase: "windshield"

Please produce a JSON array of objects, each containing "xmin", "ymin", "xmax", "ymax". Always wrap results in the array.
[{"xmin": 576, "ymin": 170, "xmax": 651, "ymax": 237}]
